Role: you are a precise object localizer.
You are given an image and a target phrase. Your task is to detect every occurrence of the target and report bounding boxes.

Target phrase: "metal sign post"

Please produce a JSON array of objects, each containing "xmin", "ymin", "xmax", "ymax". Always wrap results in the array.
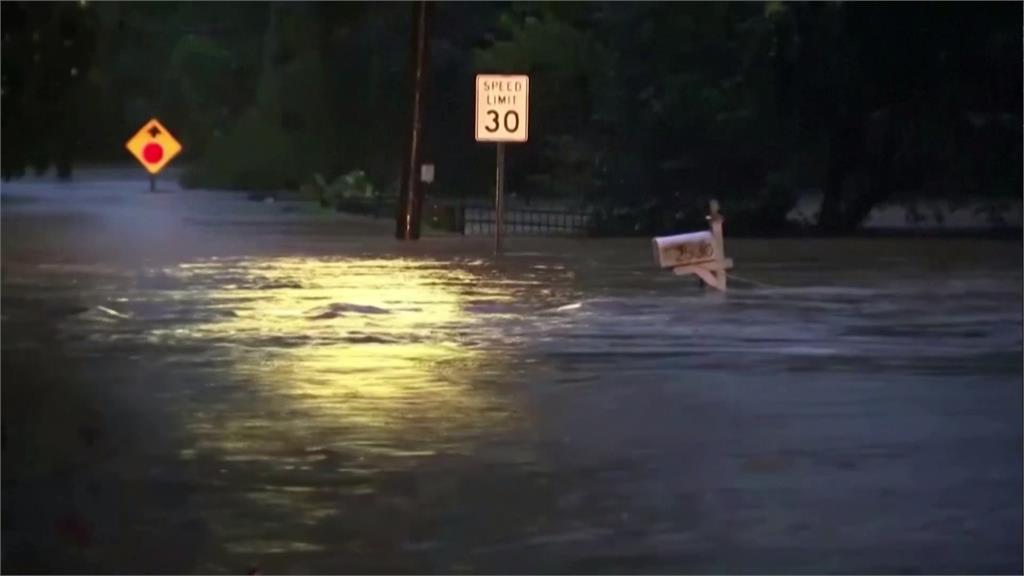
[
  {"xmin": 475, "ymin": 74, "xmax": 529, "ymax": 255},
  {"xmin": 495, "ymin": 143, "xmax": 505, "ymax": 253}
]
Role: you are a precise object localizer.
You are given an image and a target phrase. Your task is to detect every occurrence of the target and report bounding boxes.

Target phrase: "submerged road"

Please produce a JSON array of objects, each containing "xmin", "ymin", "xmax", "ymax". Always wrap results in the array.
[{"xmin": 2, "ymin": 171, "xmax": 1021, "ymax": 573}]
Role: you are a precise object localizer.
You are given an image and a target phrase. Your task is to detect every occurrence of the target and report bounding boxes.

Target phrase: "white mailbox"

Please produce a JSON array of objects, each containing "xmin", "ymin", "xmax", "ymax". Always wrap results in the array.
[
  {"xmin": 652, "ymin": 200, "xmax": 733, "ymax": 292},
  {"xmin": 652, "ymin": 230, "xmax": 717, "ymax": 269}
]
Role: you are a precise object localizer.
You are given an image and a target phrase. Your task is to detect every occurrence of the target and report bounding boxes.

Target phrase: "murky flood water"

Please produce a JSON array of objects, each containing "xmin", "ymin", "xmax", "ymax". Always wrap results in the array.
[{"xmin": 2, "ymin": 177, "xmax": 1022, "ymax": 573}]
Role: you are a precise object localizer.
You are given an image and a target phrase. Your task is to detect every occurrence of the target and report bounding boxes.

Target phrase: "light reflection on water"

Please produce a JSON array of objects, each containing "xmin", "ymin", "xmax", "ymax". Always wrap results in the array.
[
  {"xmin": 10, "ymin": 238, "xmax": 1023, "ymax": 573},
  {"xmin": 104, "ymin": 256, "xmax": 558, "ymax": 571},
  {"xmin": 139, "ymin": 257, "xmax": 550, "ymax": 463},
  {"xmin": 4, "ymin": 177, "xmax": 1022, "ymax": 572}
]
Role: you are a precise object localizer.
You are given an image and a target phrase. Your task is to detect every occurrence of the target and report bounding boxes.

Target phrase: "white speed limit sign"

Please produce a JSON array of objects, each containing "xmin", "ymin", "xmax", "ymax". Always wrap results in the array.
[{"xmin": 475, "ymin": 74, "xmax": 529, "ymax": 142}]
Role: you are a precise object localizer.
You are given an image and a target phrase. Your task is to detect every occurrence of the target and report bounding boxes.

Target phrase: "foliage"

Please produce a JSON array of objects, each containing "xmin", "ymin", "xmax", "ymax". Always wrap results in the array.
[
  {"xmin": 2, "ymin": 1, "xmax": 1019, "ymax": 234},
  {"xmin": 182, "ymin": 5, "xmax": 335, "ymax": 191},
  {"xmin": 474, "ymin": 9, "xmax": 614, "ymax": 203},
  {"xmin": 471, "ymin": 3, "xmax": 800, "ymax": 233},
  {"xmin": 2, "ymin": 1, "xmax": 98, "ymax": 179},
  {"xmin": 180, "ymin": 107, "xmax": 293, "ymax": 191},
  {"xmin": 163, "ymin": 34, "xmax": 235, "ymax": 157},
  {"xmin": 774, "ymin": 2, "xmax": 1022, "ymax": 231},
  {"xmin": 302, "ymin": 169, "xmax": 379, "ymax": 208}
]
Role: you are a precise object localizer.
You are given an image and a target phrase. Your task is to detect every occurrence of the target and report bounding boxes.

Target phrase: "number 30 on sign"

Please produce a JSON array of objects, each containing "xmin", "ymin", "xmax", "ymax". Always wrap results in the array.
[{"xmin": 475, "ymin": 74, "xmax": 529, "ymax": 143}]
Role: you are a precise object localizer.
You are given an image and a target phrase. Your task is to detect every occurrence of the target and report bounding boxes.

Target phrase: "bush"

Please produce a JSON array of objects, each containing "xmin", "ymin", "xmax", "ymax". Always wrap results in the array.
[
  {"xmin": 181, "ymin": 109, "xmax": 296, "ymax": 191},
  {"xmin": 586, "ymin": 175, "xmax": 803, "ymax": 238},
  {"xmin": 302, "ymin": 169, "xmax": 381, "ymax": 213}
]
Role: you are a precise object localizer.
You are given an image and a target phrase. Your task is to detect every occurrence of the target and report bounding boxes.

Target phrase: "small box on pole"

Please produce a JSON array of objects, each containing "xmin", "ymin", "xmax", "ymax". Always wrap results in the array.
[{"xmin": 652, "ymin": 200, "xmax": 733, "ymax": 292}]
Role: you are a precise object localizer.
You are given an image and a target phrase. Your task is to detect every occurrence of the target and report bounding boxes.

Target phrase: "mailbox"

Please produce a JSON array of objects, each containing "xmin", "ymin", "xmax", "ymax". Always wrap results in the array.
[
  {"xmin": 652, "ymin": 230, "xmax": 717, "ymax": 269},
  {"xmin": 651, "ymin": 200, "xmax": 733, "ymax": 291}
]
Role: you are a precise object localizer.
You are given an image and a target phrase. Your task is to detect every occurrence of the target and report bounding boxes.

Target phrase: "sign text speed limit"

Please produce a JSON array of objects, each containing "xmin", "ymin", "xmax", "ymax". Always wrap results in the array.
[{"xmin": 475, "ymin": 74, "xmax": 529, "ymax": 142}]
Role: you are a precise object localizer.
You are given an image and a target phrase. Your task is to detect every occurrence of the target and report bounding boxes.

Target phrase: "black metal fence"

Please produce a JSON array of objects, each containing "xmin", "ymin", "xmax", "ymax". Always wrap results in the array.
[
  {"xmin": 448, "ymin": 204, "xmax": 590, "ymax": 236},
  {"xmin": 327, "ymin": 199, "xmax": 592, "ymax": 236}
]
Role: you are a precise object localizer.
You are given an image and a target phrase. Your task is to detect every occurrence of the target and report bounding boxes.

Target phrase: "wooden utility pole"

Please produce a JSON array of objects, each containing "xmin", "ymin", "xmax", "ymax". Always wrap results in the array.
[{"xmin": 396, "ymin": 0, "xmax": 431, "ymax": 240}]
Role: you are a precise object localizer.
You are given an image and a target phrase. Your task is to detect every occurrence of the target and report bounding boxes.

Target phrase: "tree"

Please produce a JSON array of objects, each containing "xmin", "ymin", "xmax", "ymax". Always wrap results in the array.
[
  {"xmin": 779, "ymin": 2, "xmax": 1022, "ymax": 232},
  {"xmin": 182, "ymin": 3, "xmax": 369, "ymax": 191},
  {"xmin": 474, "ymin": 7, "xmax": 614, "ymax": 205},
  {"xmin": 2, "ymin": 1, "xmax": 97, "ymax": 180},
  {"xmin": 582, "ymin": 3, "xmax": 797, "ymax": 233}
]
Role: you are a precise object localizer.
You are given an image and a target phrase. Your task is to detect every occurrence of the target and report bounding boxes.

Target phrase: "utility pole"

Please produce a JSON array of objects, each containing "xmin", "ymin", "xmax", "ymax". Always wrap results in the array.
[{"xmin": 395, "ymin": 0, "xmax": 431, "ymax": 240}]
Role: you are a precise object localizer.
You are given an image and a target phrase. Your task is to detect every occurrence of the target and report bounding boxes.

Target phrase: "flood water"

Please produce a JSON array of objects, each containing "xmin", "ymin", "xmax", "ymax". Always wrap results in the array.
[{"xmin": 2, "ymin": 174, "xmax": 1022, "ymax": 573}]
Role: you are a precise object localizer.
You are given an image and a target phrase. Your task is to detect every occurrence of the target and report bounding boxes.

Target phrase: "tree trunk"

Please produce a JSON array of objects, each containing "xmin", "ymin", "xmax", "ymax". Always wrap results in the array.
[
  {"xmin": 841, "ymin": 116, "xmax": 898, "ymax": 231},
  {"xmin": 817, "ymin": 136, "xmax": 848, "ymax": 233},
  {"xmin": 817, "ymin": 117, "xmax": 859, "ymax": 233}
]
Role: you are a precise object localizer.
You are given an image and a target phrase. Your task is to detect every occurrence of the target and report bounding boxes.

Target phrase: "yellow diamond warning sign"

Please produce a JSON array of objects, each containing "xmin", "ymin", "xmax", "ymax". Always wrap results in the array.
[{"xmin": 125, "ymin": 119, "xmax": 182, "ymax": 175}]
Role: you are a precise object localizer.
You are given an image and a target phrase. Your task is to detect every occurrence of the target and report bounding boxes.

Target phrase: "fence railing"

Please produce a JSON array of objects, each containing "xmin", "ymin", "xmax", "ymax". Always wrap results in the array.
[
  {"xmin": 326, "ymin": 199, "xmax": 592, "ymax": 236},
  {"xmin": 435, "ymin": 204, "xmax": 589, "ymax": 236}
]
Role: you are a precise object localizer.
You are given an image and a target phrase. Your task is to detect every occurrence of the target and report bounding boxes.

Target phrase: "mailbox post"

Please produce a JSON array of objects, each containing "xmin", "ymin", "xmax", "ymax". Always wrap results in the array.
[
  {"xmin": 651, "ymin": 200, "xmax": 733, "ymax": 292},
  {"xmin": 706, "ymin": 199, "xmax": 727, "ymax": 291}
]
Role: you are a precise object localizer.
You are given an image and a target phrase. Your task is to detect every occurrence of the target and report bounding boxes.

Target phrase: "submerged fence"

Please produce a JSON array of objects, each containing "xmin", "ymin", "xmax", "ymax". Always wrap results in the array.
[{"xmin": 429, "ymin": 203, "xmax": 591, "ymax": 236}]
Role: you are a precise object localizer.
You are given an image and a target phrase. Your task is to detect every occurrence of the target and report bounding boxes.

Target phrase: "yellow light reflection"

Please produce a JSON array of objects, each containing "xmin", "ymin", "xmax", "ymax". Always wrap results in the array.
[
  {"xmin": 134, "ymin": 256, "xmax": 561, "ymax": 567},
  {"xmin": 161, "ymin": 257, "xmax": 520, "ymax": 464}
]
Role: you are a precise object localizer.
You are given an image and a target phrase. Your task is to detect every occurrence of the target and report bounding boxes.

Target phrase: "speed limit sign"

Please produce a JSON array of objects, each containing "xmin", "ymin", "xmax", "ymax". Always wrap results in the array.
[
  {"xmin": 475, "ymin": 74, "xmax": 529, "ymax": 255},
  {"xmin": 475, "ymin": 74, "xmax": 529, "ymax": 142}
]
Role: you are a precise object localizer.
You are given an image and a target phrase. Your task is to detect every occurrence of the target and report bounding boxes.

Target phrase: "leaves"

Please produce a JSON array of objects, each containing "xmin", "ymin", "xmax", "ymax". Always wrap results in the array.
[{"xmin": 1, "ymin": 0, "xmax": 1017, "ymax": 234}]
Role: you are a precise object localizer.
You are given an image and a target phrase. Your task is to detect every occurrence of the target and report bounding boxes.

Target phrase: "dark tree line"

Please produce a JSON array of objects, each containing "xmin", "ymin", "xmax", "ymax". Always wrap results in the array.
[
  {"xmin": 2, "ymin": 1, "xmax": 1020, "ymax": 233},
  {"xmin": 2, "ymin": 1, "xmax": 96, "ymax": 179}
]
